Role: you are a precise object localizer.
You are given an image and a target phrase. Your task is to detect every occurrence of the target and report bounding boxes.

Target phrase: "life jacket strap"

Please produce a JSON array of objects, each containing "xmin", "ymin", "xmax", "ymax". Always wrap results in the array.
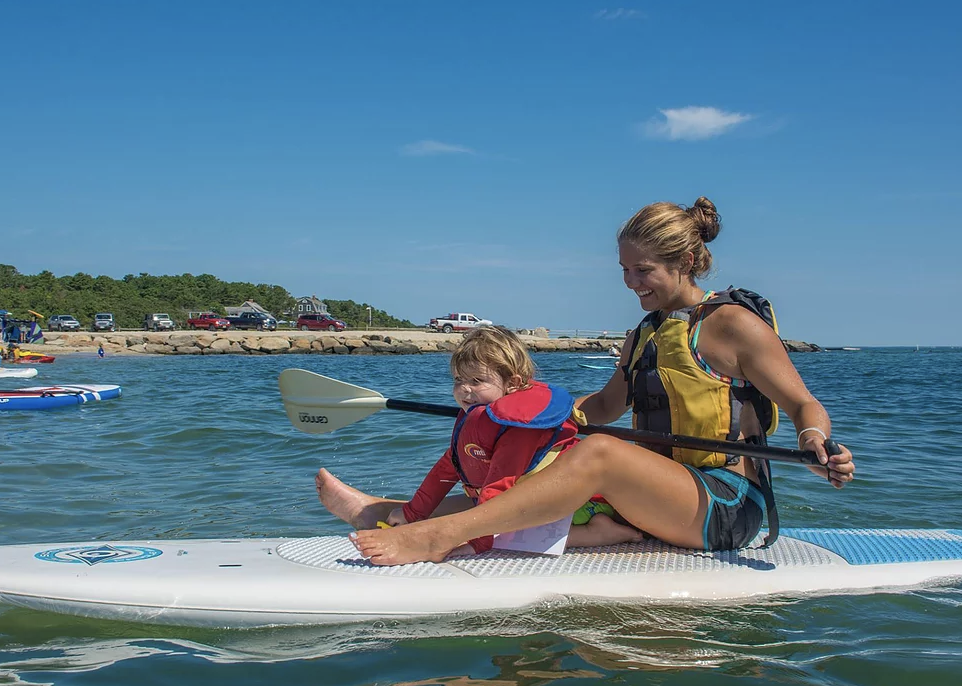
[{"xmin": 745, "ymin": 435, "xmax": 779, "ymax": 547}]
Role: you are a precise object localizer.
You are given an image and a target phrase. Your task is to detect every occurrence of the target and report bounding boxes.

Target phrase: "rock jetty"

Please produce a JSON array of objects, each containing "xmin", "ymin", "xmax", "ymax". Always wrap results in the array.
[
  {"xmin": 36, "ymin": 331, "xmax": 613, "ymax": 356},
  {"xmin": 33, "ymin": 331, "xmax": 824, "ymax": 356}
]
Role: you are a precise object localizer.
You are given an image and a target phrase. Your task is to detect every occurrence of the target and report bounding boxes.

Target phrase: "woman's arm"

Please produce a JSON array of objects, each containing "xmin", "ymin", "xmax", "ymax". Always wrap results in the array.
[
  {"xmin": 701, "ymin": 307, "xmax": 855, "ymax": 488},
  {"xmin": 576, "ymin": 330, "xmax": 634, "ymax": 425}
]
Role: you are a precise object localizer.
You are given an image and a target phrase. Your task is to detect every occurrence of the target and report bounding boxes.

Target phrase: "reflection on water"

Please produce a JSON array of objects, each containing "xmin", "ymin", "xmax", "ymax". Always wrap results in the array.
[{"xmin": 2, "ymin": 586, "xmax": 961, "ymax": 684}]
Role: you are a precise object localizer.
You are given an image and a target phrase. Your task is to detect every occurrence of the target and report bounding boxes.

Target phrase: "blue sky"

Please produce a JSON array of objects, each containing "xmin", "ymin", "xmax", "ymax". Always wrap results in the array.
[{"xmin": 2, "ymin": 1, "xmax": 959, "ymax": 346}]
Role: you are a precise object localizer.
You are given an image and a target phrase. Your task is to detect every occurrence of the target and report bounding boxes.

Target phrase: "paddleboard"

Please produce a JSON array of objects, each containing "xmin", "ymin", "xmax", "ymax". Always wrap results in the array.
[
  {"xmin": 0, "ymin": 384, "xmax": 121, "ymax": 411},
  {"xmin": 581, "ymin": 355, "xmax": 619, "ymax": 360},
  {"xmin": 579, "ymin": 363, "xmax": 615, "ymax": 370},
  {"xmin": 0, "ymin": 367, "xmax": 38, "ymax": 379},
  {"xmin": 2, "ymin": 528, "xmax": 961, "ymax": 628}
]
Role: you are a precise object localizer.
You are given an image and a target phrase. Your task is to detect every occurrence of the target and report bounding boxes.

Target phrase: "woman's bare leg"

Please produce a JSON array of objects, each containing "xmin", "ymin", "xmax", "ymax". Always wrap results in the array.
[{"xmin": 351, "ymin": 434, "xmax": 710, "ymax": 564}]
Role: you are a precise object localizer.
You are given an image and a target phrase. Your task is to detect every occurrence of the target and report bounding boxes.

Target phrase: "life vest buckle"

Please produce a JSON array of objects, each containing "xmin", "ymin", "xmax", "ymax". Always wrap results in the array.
[{"xmin": 634, "ymin": 395, "xmax": 669, "ymax": 412}]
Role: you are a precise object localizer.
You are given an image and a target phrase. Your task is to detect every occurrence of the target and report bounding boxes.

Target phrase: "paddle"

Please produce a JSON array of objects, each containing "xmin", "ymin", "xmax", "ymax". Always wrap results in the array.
[{"xmin": 278, "ymin": 369, "xmax": 825, "ymax": 465}]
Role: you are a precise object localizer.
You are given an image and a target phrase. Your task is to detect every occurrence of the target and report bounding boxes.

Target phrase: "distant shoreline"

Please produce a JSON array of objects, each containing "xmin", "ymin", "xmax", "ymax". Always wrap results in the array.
[{"xmin": 24, "ymin": 330, "xmax": 825, "ymax": 357}]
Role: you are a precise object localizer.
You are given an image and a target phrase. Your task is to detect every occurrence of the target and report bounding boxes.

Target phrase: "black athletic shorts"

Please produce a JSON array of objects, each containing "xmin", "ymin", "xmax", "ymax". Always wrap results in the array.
[{"xmin": 684, "ymin": 465, "xmax": 765, "ymax": 550}]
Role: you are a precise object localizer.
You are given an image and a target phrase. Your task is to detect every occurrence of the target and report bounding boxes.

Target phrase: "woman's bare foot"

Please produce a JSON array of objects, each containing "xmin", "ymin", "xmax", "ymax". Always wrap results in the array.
[
  {"xmin": 566, "ymin": 514, "xmax": 645, "ymax": 548},
  {"xmin": 350, "ymin": 520, "xmax": 457, "ymax": 565},
  {"xmin": 314, "ymin": 468, "xmax": 398, "ymax": 530}
]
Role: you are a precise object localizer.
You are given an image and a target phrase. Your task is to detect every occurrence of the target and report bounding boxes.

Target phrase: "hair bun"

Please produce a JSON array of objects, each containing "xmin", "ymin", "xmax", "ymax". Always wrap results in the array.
[{"xmin": 686, "ymin": 196, "xmax": 721, "ymax": 243}]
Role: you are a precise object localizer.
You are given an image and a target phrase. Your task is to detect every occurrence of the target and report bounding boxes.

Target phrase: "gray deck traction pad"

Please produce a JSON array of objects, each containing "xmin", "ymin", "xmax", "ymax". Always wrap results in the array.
[{"xmin": 276, "ymin": 531, "xmax": 840, "ymax": 579}]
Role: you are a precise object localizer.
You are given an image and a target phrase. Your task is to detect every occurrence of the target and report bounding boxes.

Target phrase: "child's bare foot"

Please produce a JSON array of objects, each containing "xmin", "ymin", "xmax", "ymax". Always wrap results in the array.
[
  {"xmin": 350, "ymin": 521, "xmax": 456, "ymax": 565},
  {"xmin": 314, "ymin": 468, "xmax": 397, "ymax": 530},
  {"xmin": 566, "ymin": 514, "xmax": 645, "ymax": 548}
]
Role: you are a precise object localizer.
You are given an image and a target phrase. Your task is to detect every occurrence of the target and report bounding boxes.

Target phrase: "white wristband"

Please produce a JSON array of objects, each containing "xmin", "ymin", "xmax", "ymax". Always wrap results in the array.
[{"xmin": 797, "ymin": 426, "xmax": 827, "ymax": 448}]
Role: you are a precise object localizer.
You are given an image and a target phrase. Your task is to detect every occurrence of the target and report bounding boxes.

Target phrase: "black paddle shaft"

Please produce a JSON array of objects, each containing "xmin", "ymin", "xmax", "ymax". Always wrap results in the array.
[
  {"xmin": 579, "ymin": 424, "xmax": 822, "ymax": 465},
  {"xmin": 382, "ymin": 398, "xmax": 821, "ymax": 465},
  {"xmin": 385, "ymin": 398, "xmax": 460, "ymax": 418}
]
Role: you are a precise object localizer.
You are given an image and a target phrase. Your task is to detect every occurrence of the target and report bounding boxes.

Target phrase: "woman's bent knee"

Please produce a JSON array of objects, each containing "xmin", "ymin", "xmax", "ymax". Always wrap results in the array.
[{"xmin": 564, "ymin": 434, "xmax": 637, "ymax": 480}]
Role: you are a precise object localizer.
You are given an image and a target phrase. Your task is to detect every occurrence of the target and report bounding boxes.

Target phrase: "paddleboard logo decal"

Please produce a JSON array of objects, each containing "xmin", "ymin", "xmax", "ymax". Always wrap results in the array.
[
  {"xmin": 464, "ymin": 443, "xmax": 488, "ymax": 460},
  {"xmin": 298, "ymin": 412, "xmax": 329, "ymax": 424},
  {"xmin": 35, "ymin": 544, "xmax": 163, "ymax": 566}
]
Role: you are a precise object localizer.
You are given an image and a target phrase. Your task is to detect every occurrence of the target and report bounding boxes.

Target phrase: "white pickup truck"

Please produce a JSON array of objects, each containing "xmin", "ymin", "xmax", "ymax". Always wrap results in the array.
[{"xmin": 429, "ymin": 312, "xmax": 493, "ymax": 333}]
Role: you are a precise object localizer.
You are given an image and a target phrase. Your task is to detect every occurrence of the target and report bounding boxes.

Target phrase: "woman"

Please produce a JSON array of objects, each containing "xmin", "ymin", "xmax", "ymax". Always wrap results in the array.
[{"xmin": 351, "ymin": 197, "xmax": 855, "ymax": 565}]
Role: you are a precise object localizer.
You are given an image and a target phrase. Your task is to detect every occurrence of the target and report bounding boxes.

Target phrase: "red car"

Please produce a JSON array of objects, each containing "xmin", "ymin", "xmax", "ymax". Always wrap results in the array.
[
  {"xmin": 296, "ymin": 314, "xmax": 347, "ymax": 332},
  {"xmin": 187, "ymin": 313, "xmax": 231, "ymax": 331}
]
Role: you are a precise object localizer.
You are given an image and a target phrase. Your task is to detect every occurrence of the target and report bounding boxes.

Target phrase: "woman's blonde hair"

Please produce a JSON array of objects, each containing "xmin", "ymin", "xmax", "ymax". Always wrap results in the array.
[
  {"xmin": 617, "ymin": 196, "xmax": 721, "ymax": 278},
  {"xmin": 450, "ymin": 326, "xmax": 535, "ymax": 385}
]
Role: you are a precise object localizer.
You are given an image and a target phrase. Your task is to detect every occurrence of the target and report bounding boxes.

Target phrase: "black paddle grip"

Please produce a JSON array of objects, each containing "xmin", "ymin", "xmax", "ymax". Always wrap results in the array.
[{"xmin": 823, "ymin": 439, "xmax": 841, "ymax": 483}]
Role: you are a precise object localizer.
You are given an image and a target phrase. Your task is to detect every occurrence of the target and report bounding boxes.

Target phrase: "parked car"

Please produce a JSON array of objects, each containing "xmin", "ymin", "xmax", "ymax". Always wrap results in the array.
[
  {"xmin": 297, "ymin": 313, "xmax": 347, "ymax": 332},
  {"xmin": 48, "ymin": 314, "xmax": 81, "ymax": 332},
  {"xmin": 92, "ymin": 313, "xmax": 116, "ymax": 332},
  {"xmin": 144, "ymin": 313, "xmax": 176, "ymax": 331},
  {"xmin": 428, "ymin": 312, "xmax": 492, "ymax": 334},
  {"xmin": 226, "ymin": 311, "xmax": 277, "ymax": 331},
  {"xmin": 187, "ymin": 312, "xmax": 231, "ymax": 331}
]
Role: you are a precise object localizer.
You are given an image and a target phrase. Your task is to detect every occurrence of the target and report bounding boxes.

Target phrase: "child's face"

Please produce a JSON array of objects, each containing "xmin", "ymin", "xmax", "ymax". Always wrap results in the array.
[{"xmin": 452, "ymin": 364, "xmax": 516, "ymax": 410}]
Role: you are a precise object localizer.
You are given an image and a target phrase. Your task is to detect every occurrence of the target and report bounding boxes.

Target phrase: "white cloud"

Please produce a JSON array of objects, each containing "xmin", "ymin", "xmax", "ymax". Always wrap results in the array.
[
  {"xmin": 399, "ymin": 140, "xmax": 476, "ymax": 156},
  {"xmin": 594, "ymin": 8, "xmax": 645, "ymax": 20},
  {"xmin": 643, "ymin": 106, "xmax": 753, "ymax": 141}
]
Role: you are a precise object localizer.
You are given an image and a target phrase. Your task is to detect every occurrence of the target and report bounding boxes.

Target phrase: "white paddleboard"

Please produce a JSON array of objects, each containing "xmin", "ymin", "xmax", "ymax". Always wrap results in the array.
[
  {"xmin": 0, "ymin": 367, "xmax": 38, "ymax": 379},
  {"xmin": 2, "ymin": 529, "xmax": 961, "ymax": 628}
]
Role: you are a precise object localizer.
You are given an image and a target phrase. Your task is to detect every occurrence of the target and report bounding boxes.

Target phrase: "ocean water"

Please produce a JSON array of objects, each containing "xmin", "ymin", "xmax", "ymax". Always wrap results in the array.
[{"xmin": 1, "ymin": 348, "xmax": 961, "ymax": 685}]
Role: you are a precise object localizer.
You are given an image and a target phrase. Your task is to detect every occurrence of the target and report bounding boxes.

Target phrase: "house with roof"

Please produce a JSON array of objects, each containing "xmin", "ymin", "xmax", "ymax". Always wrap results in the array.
[
  {"xmin": 294, "ymin": 295, "xmax": 329, "ymax": 316},
  {"xmin": 225, "ymin": 299, "xmax": 272, "ymax": 317}
]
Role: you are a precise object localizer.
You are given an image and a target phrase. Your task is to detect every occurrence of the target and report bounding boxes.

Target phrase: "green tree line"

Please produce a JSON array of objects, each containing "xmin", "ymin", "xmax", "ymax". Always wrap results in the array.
[
  {"xmin": 0, "ymin": 264, "xmax": 414, "ymax": 330},
  {"xmin": 323, "ymin": 299, "xmax": 415, "ymax": 330}
]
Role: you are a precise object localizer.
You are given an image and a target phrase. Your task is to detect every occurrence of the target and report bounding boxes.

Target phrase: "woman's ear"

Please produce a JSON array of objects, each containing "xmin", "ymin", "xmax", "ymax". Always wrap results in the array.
[
  {"xmin": 680, "ymin": 251, "xmax": 695, "ymax": 275},
  {"xmin": 505, "ymin": 374, "xmax": 525, "ymax": 394}
]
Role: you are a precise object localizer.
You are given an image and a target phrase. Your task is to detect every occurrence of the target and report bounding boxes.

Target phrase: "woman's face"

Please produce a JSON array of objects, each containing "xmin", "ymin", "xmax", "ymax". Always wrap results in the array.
[{"xmin": 618, "ymin": 241, "xmax": 690, "ymax": 312}]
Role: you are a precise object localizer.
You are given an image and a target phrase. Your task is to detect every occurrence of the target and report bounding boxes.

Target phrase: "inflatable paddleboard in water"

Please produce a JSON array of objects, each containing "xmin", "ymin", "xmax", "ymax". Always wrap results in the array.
[
  {"xmin": 1, "ymin": 528, "xmax": 961, "ymax": 628},
  {"xmin": 0, "ymin": 367, "xmax": 38, "ymax": 379},
  {"xmin": 0, "ymin": 385, "xmax": 121, "ymax": 411}
]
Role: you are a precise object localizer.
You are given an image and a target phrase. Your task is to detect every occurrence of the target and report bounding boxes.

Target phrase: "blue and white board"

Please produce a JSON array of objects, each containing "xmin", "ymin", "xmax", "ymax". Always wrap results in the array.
[
  {"xmin": 0, "ymin": 384, "xmax": 121, "ymax": 411},
  {"xmin": 579, "ymin": 363, "xmax": 616, "ymax": 370},
  {"xmin": 1, "ymin": 528, "xmax": 961, "ymax": 628}
]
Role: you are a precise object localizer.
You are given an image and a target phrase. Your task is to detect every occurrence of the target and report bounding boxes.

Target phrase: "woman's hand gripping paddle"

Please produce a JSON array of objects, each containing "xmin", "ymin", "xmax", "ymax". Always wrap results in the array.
[{"xmin": 277, "ymin": 369, "xmax": 822, "ymax": 466}]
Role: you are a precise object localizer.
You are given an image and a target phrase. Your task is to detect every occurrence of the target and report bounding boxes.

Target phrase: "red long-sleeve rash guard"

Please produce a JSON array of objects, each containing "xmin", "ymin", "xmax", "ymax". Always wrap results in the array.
[{"xmin": 401, "ymin": 382, "xmax": 579, "ymax": 553}]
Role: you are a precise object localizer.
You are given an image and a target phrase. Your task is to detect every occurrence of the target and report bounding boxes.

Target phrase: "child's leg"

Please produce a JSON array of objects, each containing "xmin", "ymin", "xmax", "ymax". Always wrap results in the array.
[
  {"xmin": 317, "ymin": 469, "xmax": 475, "ymax": 530},
  {"xmin": 566, "ymin": 514, "xmax": 645, "ymax": 548},
  {"xmin": 315, "ymin": 468, "xmax": 404, "ymax": 530},
  {"xmin": 430, "ymin": 494, "xmax": 474, "ymax": 517}
]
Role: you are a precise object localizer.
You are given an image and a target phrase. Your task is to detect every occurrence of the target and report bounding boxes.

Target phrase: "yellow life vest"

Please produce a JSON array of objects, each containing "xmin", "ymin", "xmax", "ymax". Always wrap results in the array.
[{"xmin": 624, "ymin": 288, "xmax": 779, "ymax": 469}]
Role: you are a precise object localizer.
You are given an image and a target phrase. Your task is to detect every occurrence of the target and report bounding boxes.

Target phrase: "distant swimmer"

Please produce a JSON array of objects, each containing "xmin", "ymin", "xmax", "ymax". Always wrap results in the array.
[{"xmin": 98, "ymin": 344, "xmax": 105, "ymax": 358}]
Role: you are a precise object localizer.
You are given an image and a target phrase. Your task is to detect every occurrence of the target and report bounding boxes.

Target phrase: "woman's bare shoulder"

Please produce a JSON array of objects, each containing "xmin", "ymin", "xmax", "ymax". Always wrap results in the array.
[{"xmin": 706, "ymin": 303, "xmax": 778, "ymax": 341}]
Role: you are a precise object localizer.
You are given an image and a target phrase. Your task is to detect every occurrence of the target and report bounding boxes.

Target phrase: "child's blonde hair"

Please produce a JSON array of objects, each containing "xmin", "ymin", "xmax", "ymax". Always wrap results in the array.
[{"xmin": 450, "ymin": 326, "xmax": 535, "ymax": 385}]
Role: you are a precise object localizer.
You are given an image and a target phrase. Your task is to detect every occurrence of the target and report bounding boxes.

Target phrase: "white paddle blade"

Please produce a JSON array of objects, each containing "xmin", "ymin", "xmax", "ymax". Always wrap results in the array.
[{"xmin": 278, "ymin": 369, "xmax": 388, "ymax": 434}]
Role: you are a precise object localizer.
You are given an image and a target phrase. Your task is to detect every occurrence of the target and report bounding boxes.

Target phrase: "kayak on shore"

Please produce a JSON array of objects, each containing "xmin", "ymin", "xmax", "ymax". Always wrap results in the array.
[{"xmin": 9, "ymin": 349, "xmax": 55, "ymax": 363}]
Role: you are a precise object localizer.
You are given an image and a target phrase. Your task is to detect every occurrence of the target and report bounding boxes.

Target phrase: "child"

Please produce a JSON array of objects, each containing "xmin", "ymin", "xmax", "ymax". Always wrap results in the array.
[{"xmin": 381, "ymin": 325, "xmax": 642, "ymax": 554}]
